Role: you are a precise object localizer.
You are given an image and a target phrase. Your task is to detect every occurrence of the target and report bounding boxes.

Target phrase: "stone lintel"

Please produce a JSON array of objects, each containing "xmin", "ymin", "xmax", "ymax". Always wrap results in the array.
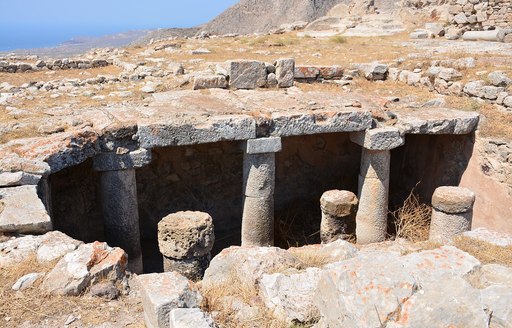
[
  {"xmin": 350, "ymin": 127, "xmax": 404, "ymax": 150},
  {"xmin": 269, "ymin": 110, "xmax": 372, "ymax": 137},
  {"xmin": 245, "ymin": 137, "xmax": 282, "ymax": 154},
  {"xmin": 0, "ymin": 171, "xmax": 42, "ymax": 187},
  {"xmin": 137, "ymin": 116, "xmax": 256, "ymax": 148},
  {"xmin": 93, "ymin": 148, "xmax": 152, "ymax": 172},
  {"xmin": 0, "ymin": 185, "xmax": 52, "ymax": 234}
]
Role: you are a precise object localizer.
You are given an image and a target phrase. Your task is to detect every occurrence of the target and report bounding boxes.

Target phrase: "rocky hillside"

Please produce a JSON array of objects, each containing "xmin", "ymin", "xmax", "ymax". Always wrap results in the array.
[{"xmin": 201, "ymin": 0, "xmax": 348, "ymax": 35}]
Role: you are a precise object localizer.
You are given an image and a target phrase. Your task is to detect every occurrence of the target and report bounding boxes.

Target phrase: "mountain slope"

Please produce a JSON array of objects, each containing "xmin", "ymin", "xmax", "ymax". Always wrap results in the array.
[{"xmin": 202, "ymin": 0, "xmax": 348, "ymax": 35}]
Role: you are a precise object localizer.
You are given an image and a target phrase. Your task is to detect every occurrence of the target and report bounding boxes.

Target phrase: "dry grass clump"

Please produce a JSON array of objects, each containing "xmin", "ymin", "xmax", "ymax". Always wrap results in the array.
[
  {"xmin": 0, "ymin": 253, "xmax": 143, "ymax": 327},
  {"xmin": 453, "ymin": 235, "xmax": 512, "ymax": 266},
  {"xmin": 199, "ymin": 269, "xmax": 289, "ymax": 328},
  {"xmin": 289, "ymin": 249, "xmax": 332, "ymax": 269},
  {"xmin": 391, "ymin": 192, "xmax": 432, "ymax": 242},
  {"xmin": 329, "ymin": 35, "xmax": 347, "ymax": 44}
]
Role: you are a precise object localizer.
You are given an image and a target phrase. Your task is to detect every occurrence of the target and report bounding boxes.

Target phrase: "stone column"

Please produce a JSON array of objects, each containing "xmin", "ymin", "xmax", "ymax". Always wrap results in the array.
[
  {"xmin": 241, "ymin": 137, "xmax": 282, "ymax": 247},
  {"xmin": 429, "ymin": 186, "xmax": 475, "ymax": 242},
  {"xmin": 93, "ymin": 148, "xmax": 152, "ymax": 274},
  {"xmin": 320, "ymin": 190, "xmax": 358, "ymax": 243},
  {"xmin": 158, "ymin": 211, "xmax": 215, "ymax": 281},
  {"xmin": 350, "ymin": 128, "xmax": 404, "ymax": 244}
]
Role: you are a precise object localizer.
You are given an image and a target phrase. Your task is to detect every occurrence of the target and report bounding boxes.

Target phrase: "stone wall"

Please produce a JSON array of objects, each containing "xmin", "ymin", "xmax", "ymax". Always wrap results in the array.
[
  {"xmin": 448, "ymin": 0, "xmax": 512, "ymax": 30},
  {"xmin": 460, "ymin": 136, "xmax": 512, "ymax": 233}
]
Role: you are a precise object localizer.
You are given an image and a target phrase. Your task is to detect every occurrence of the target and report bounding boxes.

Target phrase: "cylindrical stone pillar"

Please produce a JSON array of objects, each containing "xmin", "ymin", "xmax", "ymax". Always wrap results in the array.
[
  {"xmin": 429, "ymin": 186, "xmax": 475, "ymax": 242},
  {"xmin": 94, "ymin": 148, "xmax": 152, "ymax": 274},
  {"xmin": 320, "ymin": 190, "xmax": 358, "ymax": 243},
  {"xmin": 350, "ymin": 127, "xmax": 403, "ymax": 245},
  {"xmin": 100, "ymin": 169, "xmax": 143, "ymax": 274},
  {"xmin": 241, "ymin": 137, "xmax": 282, "ymax": 247},
  {"xmin": 158, "ymin": 211, "xmax": 215, "ymax": 281},
  {"xmin": 356, "ymin": 149, "xmax": 391, "ymax": 244}
]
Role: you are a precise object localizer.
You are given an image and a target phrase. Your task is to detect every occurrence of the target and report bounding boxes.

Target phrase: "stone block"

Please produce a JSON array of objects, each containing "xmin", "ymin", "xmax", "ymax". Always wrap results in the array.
[
  {"xmin": 169, "ymin": 308, "xmax": 215, "ymax": 328},
  {"xmin": 245, "ymin": 137, "xmax": 282, "ymax": 154},
  {"xmin": 350, "ymin": 127, "xmax": 404, "ymax": 150},
  {"xmin": 275, "ymin": 58, "xmax": 295, "ymax": 88},
  {"xmin": 0, "ymin": 185, "xmax": 52, "ymax": 234},
  {"xmin": 93, "ymin": 148, "xmax": 152, "ymax": 172},
  {"xmin": 0, "ymin": 171, "xmax": 41, "ymax": 187},
  {"xmin": 42, "ymin": 241, "xmax": 127, "ymax": 296},
  {"xmin": 138, "ymin": 272, "xmax": 202, "ymax": 328},
  {"xmin": 137, "ymin": 115, "xmax": 257, "ymax": 148},
  {"xmin": 192, "ymin": 75, "xmax": 228, "ymax": 90},
  {"xmin": 318, "ymin": 66, "xmax": 344, "ymax": 79},
  {"xmin": 432, "ymin": 186, "xmax": 475, "ymax": 213},
  {"xmin": 410, "ymin": 30, "xmax": 429, "ymax": 39},
  {"xmin": 158, "ymin": 211, "xmax": 214, "ymax": 259},
  {"xmin": 320, "ymin": 190, "xmax": 358, "ymax": 217},
  {"xmin": 463, "ymin": 30, "xmax": 499, "ymax": 41},
  {"xmin": 294, "ymin": 66, "xmax": 320, "ymax": 80},
  {"xmin": 361, "ymin": 62, "xmax": 389, "ymax": 81},
  {"xmin": 229, "ymin": 60, "xmax": 267, "ymax": 89},
  {"xmin": 320, "ymin": 190, "xmax": 358, "ymax": 243}
]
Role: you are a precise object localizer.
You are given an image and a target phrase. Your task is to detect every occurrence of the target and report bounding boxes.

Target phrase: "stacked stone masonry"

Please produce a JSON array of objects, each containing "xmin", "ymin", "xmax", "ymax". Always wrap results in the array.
[{"xmin": 449, "ymin": 0, "xmax": 512, "ymax": 32}]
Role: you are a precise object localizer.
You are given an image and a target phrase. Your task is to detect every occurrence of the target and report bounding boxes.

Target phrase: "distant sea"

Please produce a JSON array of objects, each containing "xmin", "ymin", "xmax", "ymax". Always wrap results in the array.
[{"xmin": 0, "ymin": 24, "xmax": 151, "ymax": 51}]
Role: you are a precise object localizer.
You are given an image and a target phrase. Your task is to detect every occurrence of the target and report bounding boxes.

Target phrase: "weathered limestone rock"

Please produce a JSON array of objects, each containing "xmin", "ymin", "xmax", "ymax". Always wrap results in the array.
[
  {"xmin": 351, "ymin": 128, "xmax": 403, "ymax": 244},
  {"xmin": 229, "ymin": 60, "xmax": 267, "ymax": 89},
  {"xmin": 275, "ymin": 58, "xmax": 295, "ymax": 88},
  {"xmin": 409, "ymin": 30, "xmax": 429, "ymax": 39},
  {"xmin": 137, "ymin": 272, "xmax": 202, "ymax": 328},
  {"xmin": 42, "ymin": 241, "xmax": 127, "ymax": 296},
  {"xmin": 0, "ymin": 231, "xmax": 82, "ymax": 266},
  {"xmin": 0, "ymin": 171, "xmax": 41, "ymax": 187},
  {"xmin": 314, "ymin": 246, "xmax": 481, "ymax": 327},
  {"xmin": 361, "ymin": 62, "xmax": 389, "ymax": 81},
  {"xmin": 388, "ymin": 274, "xmax": 489, "ymax": 328},
  {"xmin": 12, "ymin": 272, "xmax": 44, "ymax": 291},
  {"xmin": 158, "ymin": 211, "xmax": 214, "ymax": 259},
  {"xmin": 488, "ymin": 71, "xmax": 511, "ymax": 87},
  {"xmin": 463, "ymin": 227, "xmax": 512, "ymax": 247},
  {"xmin": 259, "ymin": 267, "xmax": 322, "ymax": 323},
  {"xmin": 480, "ymin": 285, "xmax": 512, "ymax": 327},
  {"xmin": 169, "ymin": 308, "xmax": 215, "ymax": 328},
  {"xmin": 0, "ymin": 185, "xmax": 52, "ymax": 234},
  {"xmin": 242, "ymin": 137, "xmax": 281, "ymax": 247},
  {"xmin": 158, "ymin": 211, "xmax": 214, "ymax": 280},
  {"xmin": 430, "ymin": 186, "xmax": 475, "ymax": 242},
  {"xmin": 94, "ymin": 149, "xmax": 151, "ymax": 274},
  {"xmin": 192, "ymin": 75, "xmax": 228, "ymax": 90},
  {"xmin": 320, "ymin": 190, "xmax": 358, "ymax": 243},
  {"xmin": 202, "ymin": 246, "xmax": 302, "ymax": 285}
]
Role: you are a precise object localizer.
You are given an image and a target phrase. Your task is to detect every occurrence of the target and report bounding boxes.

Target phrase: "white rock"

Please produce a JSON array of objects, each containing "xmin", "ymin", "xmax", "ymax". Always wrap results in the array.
[
  {"xmin": 0, "ymin": 185, "xmax": 52, "ymax": 234},
  {"xmin": 138, "ymin": 272, "xmax": 202, "ymax": 328},
  {"xmin": 12, "ymin": 272, "xmax": 44, "ymax": 291},
  {"xmin": 259, "ymin": 267, "xmax": 321, "ymax": 323},
  {"xmin": 203, "ymin": 246, "xmax": 302, "ymax": 286},
  {"xmin": 463, "ymin": 228, "xmax": 512, "ymax": 247},
  {"xmin": 169, "ymin": 308, "xmax": 215, "ymax": 328},
  {"xmin": 41, "ymin": 241, "xmax": 127, "ymax": 296},
  {"xmin": 481, "ymin": 285, "xmax": 512, "ymax": 326}
]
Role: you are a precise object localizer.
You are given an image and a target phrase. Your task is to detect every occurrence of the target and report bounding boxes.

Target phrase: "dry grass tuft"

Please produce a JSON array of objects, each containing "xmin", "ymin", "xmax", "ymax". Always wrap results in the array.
[
  {"xmin": 290, "ymin": 249, "xmax": 332, "ymax": 269},
  {"xmin": 453, "ymin": 236, "xmax": 512, "ymax": 266},
  {"xmin": 199, "ymin": 269, "xmax": 290, "ymax": 328},
  {"xmin": 329, "ymin": 35, "xmax": 347, "ymax": 44},
  {"xmin": 391, "ymin": 191, "xmax": 432, "ymax": 242}
]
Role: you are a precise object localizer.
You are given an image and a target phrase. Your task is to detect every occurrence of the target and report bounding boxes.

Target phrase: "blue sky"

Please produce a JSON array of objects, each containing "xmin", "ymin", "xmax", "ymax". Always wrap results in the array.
[{"xmin": 0, "ymin": 0, "xmax": 239, "ymax": 50}]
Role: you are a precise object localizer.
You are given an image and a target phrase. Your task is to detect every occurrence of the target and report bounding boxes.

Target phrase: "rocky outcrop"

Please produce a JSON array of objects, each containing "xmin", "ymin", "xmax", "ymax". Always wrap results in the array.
[{"xmin": 201, "ymin": 0, "xmax": 347, "ymax": 35}]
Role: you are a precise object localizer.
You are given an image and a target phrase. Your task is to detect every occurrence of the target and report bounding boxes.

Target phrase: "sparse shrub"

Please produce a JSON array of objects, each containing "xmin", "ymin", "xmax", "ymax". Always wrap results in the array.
[
  {"xmin": 330, "ymin": 35, "xmax": 347, "ymax": 44},
  {"xmin": 391, "ymin": 191, "xmax": 432, "ymax": 242}
]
